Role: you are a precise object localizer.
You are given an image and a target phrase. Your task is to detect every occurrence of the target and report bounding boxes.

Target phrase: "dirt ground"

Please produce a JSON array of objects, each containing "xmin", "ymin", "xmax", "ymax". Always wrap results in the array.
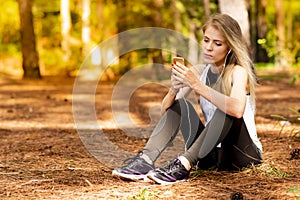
[{"xmin": 0, "ymin": 69, "xmax": 299, "ymax": 200}]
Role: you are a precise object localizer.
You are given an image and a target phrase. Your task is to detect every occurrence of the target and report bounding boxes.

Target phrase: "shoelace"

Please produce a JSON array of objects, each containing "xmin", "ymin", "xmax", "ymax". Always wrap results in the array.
[
  {"xmin": 122, "ymin": 152, "xmax": 143, "ymax": 167},
  {"xmin": 163, "ymin": 159, "xmax": 181, "ymax": 173}
]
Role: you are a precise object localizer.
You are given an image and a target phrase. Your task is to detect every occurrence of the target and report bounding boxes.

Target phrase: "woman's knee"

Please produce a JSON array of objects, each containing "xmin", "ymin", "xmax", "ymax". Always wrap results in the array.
[
  {"xmin": 170, "ymin": 99, "xmax": 194, "ymax": 113},
  {"xmin": 168, "ymin": 99, "xmax": 183, "ymax": 114}
]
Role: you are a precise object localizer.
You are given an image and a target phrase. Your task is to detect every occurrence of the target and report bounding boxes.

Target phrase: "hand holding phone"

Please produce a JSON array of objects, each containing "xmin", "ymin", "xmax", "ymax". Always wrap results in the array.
[
  {"xmin": 172, "ymin": 57, "xmax": 184, "ymax": 66},
  {"xmin": 171, "ymin": 57, "xmax": 185, "ymax": 94}
]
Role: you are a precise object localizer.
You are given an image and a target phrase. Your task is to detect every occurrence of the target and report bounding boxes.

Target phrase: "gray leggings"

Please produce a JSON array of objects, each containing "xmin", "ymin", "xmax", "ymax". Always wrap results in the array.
[{"xmin": 142, "ymin": 99, "xmax": 262, "ymax": 170}]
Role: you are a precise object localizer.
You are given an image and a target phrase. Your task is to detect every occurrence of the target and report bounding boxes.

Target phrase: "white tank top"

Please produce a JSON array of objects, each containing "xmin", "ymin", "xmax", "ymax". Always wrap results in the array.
[{"xmin": 199, "ymin": 65, "xmax": 263, "ymax": 151}]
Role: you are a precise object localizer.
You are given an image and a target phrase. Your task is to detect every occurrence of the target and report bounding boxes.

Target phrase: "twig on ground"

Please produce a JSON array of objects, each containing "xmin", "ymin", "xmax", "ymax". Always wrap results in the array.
[{"xmin": 85, "ymin": 179, "xmax": 93, "ymax": 187}]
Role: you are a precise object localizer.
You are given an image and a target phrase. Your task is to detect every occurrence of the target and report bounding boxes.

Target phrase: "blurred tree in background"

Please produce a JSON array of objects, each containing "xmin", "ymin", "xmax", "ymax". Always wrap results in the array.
[
  {"xmin": 17, "ymin": 0, "xmax": 41, "ymax": 78},
  {"xmin": 61, "ymin": 0, "xmax": 72, "ymax": 64},
  {"xmin": 0, "ymin": 0, "xmax": 299, "ymax": 79}
]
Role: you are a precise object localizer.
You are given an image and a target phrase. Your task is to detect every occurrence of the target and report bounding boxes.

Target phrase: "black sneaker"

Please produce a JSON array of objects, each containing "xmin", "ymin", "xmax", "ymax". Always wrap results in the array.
[
  {"xmin": 147, "ymin": 158, "xmax": 190, "ymax": 185},
  {"xmin": 112, "ymin": 152, "xmax": 154, "ymax": 181}
]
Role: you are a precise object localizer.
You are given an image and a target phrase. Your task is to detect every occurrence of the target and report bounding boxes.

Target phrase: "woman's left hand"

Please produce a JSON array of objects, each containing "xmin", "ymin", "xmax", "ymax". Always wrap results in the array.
[{"xmin": 171, "ymin": 62, "xmax": 199, "ymax": 88}]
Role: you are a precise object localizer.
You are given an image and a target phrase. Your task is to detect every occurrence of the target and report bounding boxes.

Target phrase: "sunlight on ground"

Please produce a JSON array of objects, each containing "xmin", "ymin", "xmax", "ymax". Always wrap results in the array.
[
  {"xmin": 1, "ymin": 120, "xmax": 75, "ymax": 130},
  {"xmin": 0, "ymin": 57, "xmax": 23, "ymax": 78}
]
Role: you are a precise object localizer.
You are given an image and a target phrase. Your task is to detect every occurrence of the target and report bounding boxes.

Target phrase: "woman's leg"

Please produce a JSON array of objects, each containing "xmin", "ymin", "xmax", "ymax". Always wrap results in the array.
[
  {"xmin": 182, "ymin": 109, "xmax": 262, "ymax": 169},
  {"xmin": 143, "ymin": 99, "xmax": 204, "ymax": 163},
  {"xmin": 112, "ymin": 99, "xmax": 204, "ymax": 181},
  {"xmin": 147, "ymin": 110, "xmax": 263, "ymax": 184},
  {"xmin": 218, "ymin": 117, "xmax": 262, "ymax": 170},
  {"xmin": 182, "ymin": 109, "xmax": 233, "ymax": 166}
]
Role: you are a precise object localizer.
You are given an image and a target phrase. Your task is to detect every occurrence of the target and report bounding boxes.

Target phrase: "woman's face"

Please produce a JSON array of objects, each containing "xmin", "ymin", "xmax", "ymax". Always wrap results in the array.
[{"xmin": 201, "ymin": 25, "xmax": 230, "ymax": 67}]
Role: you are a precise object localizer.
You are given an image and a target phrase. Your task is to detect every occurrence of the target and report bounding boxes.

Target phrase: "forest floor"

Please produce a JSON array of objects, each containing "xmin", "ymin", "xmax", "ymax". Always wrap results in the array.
[{"xmin": 0, "ymin": 68, "xmax": 300, "ymax": 200}]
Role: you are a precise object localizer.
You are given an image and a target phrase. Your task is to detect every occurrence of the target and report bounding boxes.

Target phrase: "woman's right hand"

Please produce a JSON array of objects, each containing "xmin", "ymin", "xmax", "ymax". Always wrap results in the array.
[{"xmin": 170, "ymin": 72, "xmax": 185, "ymax": 94}]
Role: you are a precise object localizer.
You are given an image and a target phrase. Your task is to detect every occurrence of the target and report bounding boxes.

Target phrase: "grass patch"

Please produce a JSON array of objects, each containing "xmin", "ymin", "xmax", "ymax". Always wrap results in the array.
[
  {"xmin": 255, "ymin": 62, "xmax": 275, "ymax": 69},
  {"xmin": 129, "ymin": 188, "xmax": 158, "ymax": 200}
]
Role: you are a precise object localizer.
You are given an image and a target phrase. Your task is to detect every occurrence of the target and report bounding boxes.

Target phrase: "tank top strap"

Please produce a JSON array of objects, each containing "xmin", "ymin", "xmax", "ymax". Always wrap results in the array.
[{"xmin": 200, "ymin": 64, "xmax": 210, "ymax": 83}]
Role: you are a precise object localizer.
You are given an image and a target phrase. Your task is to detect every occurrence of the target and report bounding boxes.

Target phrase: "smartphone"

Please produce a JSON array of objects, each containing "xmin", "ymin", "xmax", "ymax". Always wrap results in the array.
[{"xmin": 173, "ymin": 57, "xmax": 184, "ymax": 65}]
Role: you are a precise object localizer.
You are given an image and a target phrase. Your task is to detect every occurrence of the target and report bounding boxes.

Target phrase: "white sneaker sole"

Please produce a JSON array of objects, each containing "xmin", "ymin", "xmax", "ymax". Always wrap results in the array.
[
  {"xmin": 112, "ymin": 170, "xmax": 152, "ymax": 182},
  {"xmin": 147, "ymin": 171, "xmax": 189, "ymax": 185}
]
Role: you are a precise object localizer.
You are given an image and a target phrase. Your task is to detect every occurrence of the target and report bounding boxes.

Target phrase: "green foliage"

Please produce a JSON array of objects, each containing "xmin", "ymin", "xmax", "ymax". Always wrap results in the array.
[
  {"xmin": 1, "ymin": 44, "xmax": 21, "ymax": 58},
  {"xmin": 257, "ymin": 0, "xmax": 300, "ymax": 67},
  {"xmin": 0, "ymin": 0, "xmax": 20, "ymax": 55},
  {"xmin": 288, "ymin": 74, "xmax": 299, "ymax": 85},
  {"xmin": 255, "ymin": 62, "xmax": 275, "ymax": 69},
  {"xmin": 40, "ymin": 46, "xmax": 83, "ymax": 76},
  {"xmin": 189, "ymin": 168, "xmax": 204, "ymax": 178},
  {"xmin": 29, "ymin": 0, "xmax": 84, "ymax": 75},
  {"xmin": 40, "ymin": 47, "xmax": 64, "ymax": 75},
  {"xmin": 175, "ymin": 0, "xmax": 218, "ymax": 38},
  {"xmin": 257, "ymin": 37, "xmax": 275, "ymax": 61},
  {"xmin": 129, "ymin": 188, "xmax": 157, "ymax": 200},
  {"xmin": 1, "ymin": 0, "xmax": 300, "ymax": 77},
  {"xmin": 260, "ymin": 162, "xmax": 288, "ymax": 178},
  {"xmin": 265, "ymin": 166, "xmax": 287, "ymax": 177},
  {"xmin": 287, "ymin": 187, "xmax": 300, "ymax": 199},
  {"xmin": 288, "ymin": 188, "xmax": 300, "ymax": 193},
  {"xmin": 90, "ymin": 2, "xmax": 117, "ymax": 42}
]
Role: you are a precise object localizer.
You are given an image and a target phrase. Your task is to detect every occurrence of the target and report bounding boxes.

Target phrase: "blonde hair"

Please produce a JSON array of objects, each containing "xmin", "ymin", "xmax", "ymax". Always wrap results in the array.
[{"xmin": 202, "ymin": 14, "xmax": 257, "ymax": 104}]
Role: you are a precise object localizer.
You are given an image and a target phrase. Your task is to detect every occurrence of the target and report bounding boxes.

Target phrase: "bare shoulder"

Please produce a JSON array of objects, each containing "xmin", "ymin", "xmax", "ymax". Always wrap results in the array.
[
  {"xmin": 231, "ymin": 65, "xmax": 248, "ymax": 83},
  {"xmin": 232, "ymin": 65, "xmax": 247, "ymax": 73},
  {"xmin": 232, "ymin": 65, "xmax": 247, "ymax": 76}
]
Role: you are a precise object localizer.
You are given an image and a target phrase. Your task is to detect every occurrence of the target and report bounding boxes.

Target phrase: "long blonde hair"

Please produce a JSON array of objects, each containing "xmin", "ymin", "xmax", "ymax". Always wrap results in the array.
[{"xmin": 202, "ymin": 14, "xmax": 257, "ymax": 104}]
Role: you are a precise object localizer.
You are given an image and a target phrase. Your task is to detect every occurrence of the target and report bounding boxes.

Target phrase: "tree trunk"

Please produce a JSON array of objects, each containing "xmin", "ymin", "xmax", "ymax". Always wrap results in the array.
[
  {"xmin": 171, "ymin": 0, "xmax": 182, "ymax": 32},
  {"xmin": 96, "ymin": 0, "xmax": 104, "ymax": 41},
  {"xmin": 219, "ymin": 0, "xmax": 251, "ymax": 47},
  {"xmin": 61, "ymin": 0, "xmax": 72, "ymax": 62},
  {"xmin": 203, "ymin": 0, "xmax": 210, "ymax": 20},
  {"xmin": 274, "ymin": 0, "xmax": 287, "ymax": 68},
  {"xmin": 82, "ymin": 0, "xmax": 91, "ymax": 56},
  {"xmin": 188, "ymin": 21, "xmax": 198, "ymax": 65},
  {"xmin": 171, "ymin": 0, "xmax": 185, "ymax": 57},
  {"xmin": 255, "ymin": 0, "xmax": 269, "ymax": 62},
  {"xmin": 286, "ymin": 0, "xmax": 296, "ymax": 67},
  {"xmin": 286, "ymin": 0, "xmax": 292, "ymax": 49},
  {"xmin": 17, "ymin": 0, "xmax": 41, "ymax": 79},
  {"xmin": 150, "ymin": 0, "xmax": 164, "ymax": 80},
  {"xmin": 116, "ymin": 0, "xmax": 131, "ymax": 75}
]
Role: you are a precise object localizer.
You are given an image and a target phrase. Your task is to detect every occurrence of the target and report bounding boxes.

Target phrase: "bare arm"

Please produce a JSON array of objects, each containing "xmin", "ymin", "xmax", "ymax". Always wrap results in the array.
[
  {"xmin": 161, "ymin": 89, "xmax": 176, "ymax": 114},
  {"xmin": 160, "ymin": 64, "xmax": 204, "ymax": 115},
  {"xmin": 193, "ymin": 68, "xmax": 247, "ymax": 118},
  {"xmin": 173, "ymin": 64, "xmax": 248, "ymax": 118},
  {"xmin": 160, "ymin": 87, "xmax": 192, "ymax": 115}
]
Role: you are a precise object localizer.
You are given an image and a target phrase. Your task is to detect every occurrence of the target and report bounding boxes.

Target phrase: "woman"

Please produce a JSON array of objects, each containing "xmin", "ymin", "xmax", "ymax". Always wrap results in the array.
[{"xmin": 112, "ymin": 14, "xmax": 263, "ymax": 185}]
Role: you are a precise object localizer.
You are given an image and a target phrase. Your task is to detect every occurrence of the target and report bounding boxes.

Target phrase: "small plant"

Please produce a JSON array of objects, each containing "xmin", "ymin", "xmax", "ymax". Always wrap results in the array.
[
  {"xmin": 270, "ymin": 114, "xmax": 290, "ymax": 136},
  {"xmin": 190, "ymin": 168, "xmax": 204, "ymax": 179},
  {"xmin": 288, "ymin": 73, "xmax": 299, "ymax": 85},
  {"xmin": 289, "ymin": 107, "xmax": 300, "ymax": 119},
  {"xmin": 289, "ymin": 108, "xmax": 300, "ymax": 141},
  {"xmin": 270, "ymin": 107, "xmax": 300, "ymax": 137},
  {"xmin": 265, "ymin": 165, "xmax": 287, "ymax": 177},
  {"xmin": 287, "ymin": 188, "xmax": 300, "ymax": 200},
  {"xmin": 291, "ymin": 129, "xmax": 300, "ymax": 141},
  {"xmin": 288, "ymin": 188, "xmax": 300, "ymax": 192},
  {"xmin": 129, "ymin": 188, "xmax": 157, "ymax": 200}
]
